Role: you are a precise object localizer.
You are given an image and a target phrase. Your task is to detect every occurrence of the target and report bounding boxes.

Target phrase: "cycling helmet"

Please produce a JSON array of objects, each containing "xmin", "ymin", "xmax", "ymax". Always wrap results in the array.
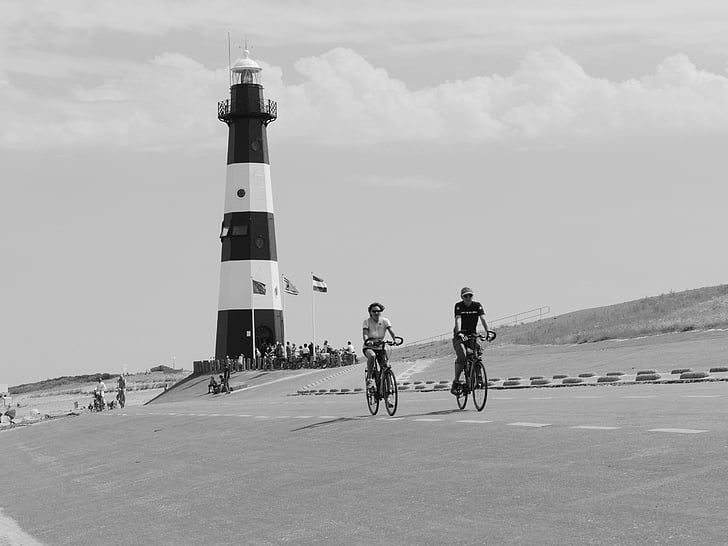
[{"xmin": 368, "ymin": 302, "xmax": 385, "ymax": 313}]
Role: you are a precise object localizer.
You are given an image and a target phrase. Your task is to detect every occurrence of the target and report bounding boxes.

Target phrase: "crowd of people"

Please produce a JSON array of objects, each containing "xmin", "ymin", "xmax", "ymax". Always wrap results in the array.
[{"xmin": 255, "ymin": 340, "xmax": 358, "ymax": 370}]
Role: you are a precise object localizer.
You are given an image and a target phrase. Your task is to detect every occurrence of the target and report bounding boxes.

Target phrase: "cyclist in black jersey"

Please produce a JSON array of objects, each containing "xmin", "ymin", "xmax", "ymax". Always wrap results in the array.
[{"xmin": 451, "ymin": 287, "xmax": 492, "ymax": 395}]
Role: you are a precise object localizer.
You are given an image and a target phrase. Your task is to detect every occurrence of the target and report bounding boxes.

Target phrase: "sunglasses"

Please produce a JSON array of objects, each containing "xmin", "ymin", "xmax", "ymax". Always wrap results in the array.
[
  {"xmin": 462, "ymin": 294, "xmax": 473, "ymax": 298},
  {"xmin": 370, "ymin": 309, "xmax": 382, "ymax": 313}
]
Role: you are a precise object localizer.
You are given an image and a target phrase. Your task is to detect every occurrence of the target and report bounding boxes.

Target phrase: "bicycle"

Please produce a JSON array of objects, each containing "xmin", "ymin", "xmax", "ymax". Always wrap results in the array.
[
  {"xmin": 364, "ymin": 336, "xmax": 404, "ymax": 416},
  {"xmin": 452, "ymin": 331, "xmax": 496, "ymax": 411}
]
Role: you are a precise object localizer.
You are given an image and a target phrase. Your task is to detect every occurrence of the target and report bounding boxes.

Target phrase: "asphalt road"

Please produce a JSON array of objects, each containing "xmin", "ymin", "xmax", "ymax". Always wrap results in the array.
[{"xmin": 2, "ymin": 375, "xmax": 728, "ymax": 545}]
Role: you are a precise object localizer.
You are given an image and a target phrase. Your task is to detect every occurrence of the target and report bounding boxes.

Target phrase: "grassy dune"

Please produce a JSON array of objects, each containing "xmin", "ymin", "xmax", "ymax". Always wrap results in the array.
[
  {"xmin": 8, "ymin": 369, "xmax": 188, "ymax": 396},
  {"xmin": 396, "ymin": 284, "xmax": 728, "ymax": 361}
]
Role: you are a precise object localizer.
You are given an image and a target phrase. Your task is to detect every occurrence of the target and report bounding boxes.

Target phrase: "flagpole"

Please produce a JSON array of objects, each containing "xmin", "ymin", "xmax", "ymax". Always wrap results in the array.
[
  {"xmin": 250, "ymin": 276, "xmax": 256, "ymax": 365},
  {"xmin": 311, "ymin": 271, "xmax": 316, "ymax": 347},
  {"xmin": 280, "ymin": 272, "xmax": 286, "ymax": 339}
]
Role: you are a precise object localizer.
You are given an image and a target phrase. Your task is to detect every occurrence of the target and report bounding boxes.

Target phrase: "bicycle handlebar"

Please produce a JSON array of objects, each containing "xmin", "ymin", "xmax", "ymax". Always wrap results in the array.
[
  {"xmin": 365, "ymin": 336, "xmax": 404, "ymax": 348},
  {"xmin": 462, "ymin": 331, "xmax": 496, "ymax": 342}
]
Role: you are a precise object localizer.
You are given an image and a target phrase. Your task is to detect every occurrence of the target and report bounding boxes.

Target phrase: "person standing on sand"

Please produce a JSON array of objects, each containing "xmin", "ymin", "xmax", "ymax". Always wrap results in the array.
[{"xmin": 116, "ymin": 374, "xmax": 127, "ymax": 408}]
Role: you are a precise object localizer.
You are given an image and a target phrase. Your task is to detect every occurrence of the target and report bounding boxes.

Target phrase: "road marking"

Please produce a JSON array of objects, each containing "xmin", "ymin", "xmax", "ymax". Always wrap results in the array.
[
  {"xmin": 456, "ymin": 420, "xmax": 493, "ymax": 424},
  {"xmin": 379, "ymin": 417, "xmax": 403, "ymax": 421},
  {"xmin": 571, "ymin": 426, "xmax": 620, "ymax": 430},
  {"xmin": 237, "ymin": 414, "xmax": 251, "ymax": 417},
  {"xmin": 681, "ymin": 395, "xmax": 720, "ymax": 398},
  {"xmin": 648, "ymin": 428, "xmax": 707, "ymax": 434},
  {"xmin": 622, "ymin": 396, "xmax": 657, "ymax": 399},
  {"xmin": 294, "ymin": 415, "xmax": 312, "ymax": 419},
  {"xmin": 413, "ymin": 418, "xmax": 443, "ymax": 422},
  {"xmin": 529, "ymin": 397, "xmax": 554, "ymax": 400},
  {"xmin": 318, "ymin": 415, "xmax": 338, "ymax": 419},
  {"xmin": 508, "ymin": 422, "xmax": 550, "ymax": 428},
  {"xmin": 575, "ymin": 396, "xmax": 603, "ymax": 399},
  {"xmin": 255, "ymin": 416, "xmax": 269, "ymax": 419},
  {"xmin": 397, "ymin": 361, "xmax": 432, "ymax": 382},
  {"xmin": 494, "ymin": 397, "xmax": 515, "ymax": 400},
  {"xmin": 234, "ymin": 370, "xmax": 321, "ymax": 394}
]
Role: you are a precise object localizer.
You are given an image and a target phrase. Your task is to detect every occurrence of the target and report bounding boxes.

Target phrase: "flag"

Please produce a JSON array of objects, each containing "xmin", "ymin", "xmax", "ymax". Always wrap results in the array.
[
  {"xmin": 252, "ymin": 279, "xmax": 266, "ymax": 295},
  {"xmin": 312, "ymin": 274, "xmax": 328, "ymax": 293},
  {"xmin": 283, "ymin": 275, "xmax": 299, "ymax": 296}
]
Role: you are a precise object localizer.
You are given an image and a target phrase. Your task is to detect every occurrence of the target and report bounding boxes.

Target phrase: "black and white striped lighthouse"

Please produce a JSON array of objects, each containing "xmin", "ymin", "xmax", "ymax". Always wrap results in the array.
[{"xmin": 215, "ymin": 50, "xmax": 283, "ymax": 359}]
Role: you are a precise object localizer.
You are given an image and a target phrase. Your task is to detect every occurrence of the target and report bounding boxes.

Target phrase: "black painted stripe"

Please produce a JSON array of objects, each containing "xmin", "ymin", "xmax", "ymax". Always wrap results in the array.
[
  {"xmin": 220, "ymin": 211, "xmax": 277, "ymax": 262},
  {"xmin": 227, "ymin": 85, "xmax": 270, "ymax": 165},
  {"xmin": 216, "ymin": 309, "xmax": 284, "ymax": 359}
]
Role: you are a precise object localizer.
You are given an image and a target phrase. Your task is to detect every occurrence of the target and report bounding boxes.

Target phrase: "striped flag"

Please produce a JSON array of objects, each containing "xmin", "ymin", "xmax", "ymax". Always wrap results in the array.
[
  {"xmin": 282, "ymin": 275, "xmax": 300, "ymax": 295},
  {"xmin": 312, "ymin": 274, "xmax": 328, "ymax": 293},
  {"xmin": 252, "ymin": 279, "xmax": 266, "ymax": 295}
]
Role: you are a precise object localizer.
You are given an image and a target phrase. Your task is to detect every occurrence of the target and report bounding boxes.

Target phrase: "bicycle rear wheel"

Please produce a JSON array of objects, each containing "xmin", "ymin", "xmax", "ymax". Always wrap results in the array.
[
  {"xmin": 472, "ymin": 360, "xmax": 488, "ymax": 411},
  {"xmin": 383, "ymin": 368, "xmax": 398, "ymax": 416},
  {"xmin": 366, "ymin": 371, "xmax": 379, "ymax": 415}
]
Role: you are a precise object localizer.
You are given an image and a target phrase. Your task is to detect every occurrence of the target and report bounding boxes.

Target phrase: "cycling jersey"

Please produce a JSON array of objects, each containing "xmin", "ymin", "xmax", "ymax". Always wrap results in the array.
[
  {"xmin": 363, "ymin": 316, "xmax": 392, "ymax": 341},
  {"xmin": 453, "ymin": 301, "xmax": 485, "ymax": 335}
]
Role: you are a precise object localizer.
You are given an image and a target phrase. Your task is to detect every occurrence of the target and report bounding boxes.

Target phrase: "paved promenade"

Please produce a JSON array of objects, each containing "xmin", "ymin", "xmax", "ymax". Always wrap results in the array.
[{"xmin": 2, "ymin": 370, "xmax": 727, "ymax": 545}]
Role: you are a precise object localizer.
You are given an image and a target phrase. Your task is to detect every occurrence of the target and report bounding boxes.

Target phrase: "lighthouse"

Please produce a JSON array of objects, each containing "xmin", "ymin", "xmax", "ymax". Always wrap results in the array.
[{"xmin": 215, "ymin": 50, "xmax": 283, "ymax": 359}]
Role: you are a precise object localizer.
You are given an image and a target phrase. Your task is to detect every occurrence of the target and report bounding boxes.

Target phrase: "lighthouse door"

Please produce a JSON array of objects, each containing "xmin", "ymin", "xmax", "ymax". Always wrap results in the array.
[{"xmin": 255, "ymin": 325, "xmax": 273, "ymax": 350}]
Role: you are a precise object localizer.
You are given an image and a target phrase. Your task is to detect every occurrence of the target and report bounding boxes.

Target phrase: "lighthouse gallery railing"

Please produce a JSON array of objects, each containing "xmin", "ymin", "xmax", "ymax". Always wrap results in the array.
[{"xmin": 218, "ymin": 98, "xmax": 278, "ymax": 124}]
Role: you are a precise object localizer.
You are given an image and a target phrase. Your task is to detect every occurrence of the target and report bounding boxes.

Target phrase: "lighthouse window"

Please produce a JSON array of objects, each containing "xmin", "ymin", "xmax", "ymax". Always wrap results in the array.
[
  {"xmin": 250, "ymin": 140, "xmax": 261, "ymax": 152},
  {"xmin": 236, "ymin": 189, "xmax": 246, "ymax": 198},
  {"xmin": 220, "ymin": 223, "xmax": 229, "ymax": 238},
  {"xmin": 232, "ymin": 225, "xmax": 249, "ymax": 236}
]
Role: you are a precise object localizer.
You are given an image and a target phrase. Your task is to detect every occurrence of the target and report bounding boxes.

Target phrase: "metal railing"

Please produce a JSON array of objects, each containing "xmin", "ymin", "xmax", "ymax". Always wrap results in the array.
[
  {"xmin": 217, "ymin": 98, "xmax": 278, "ymax": 124},
  {"xmin": 403, "ymin": 306, "xmax": 551, "ymax": 347}
]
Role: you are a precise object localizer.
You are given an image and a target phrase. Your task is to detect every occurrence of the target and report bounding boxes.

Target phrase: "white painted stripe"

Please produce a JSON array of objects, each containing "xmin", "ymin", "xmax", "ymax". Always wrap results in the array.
[
  {"xmin": 574, "ymin": 396, "xmax": 603, "ymax": 399},
  {"xmin": 529, "ymin": 397, "xmax": 554, "ymax": 400},
  {"xmin": 255, "ymin": 416, "xmax": 269, "ymax": 419},
  {"xmin": 622, "ymin": 395, "xmax": 657, "ymax": 399},
  {"xmin": 456, "ymin": 420, "xmax": 493, "ymax": 424},
  {"xmin": 0, "ymin": 508, "xmax": 43, "ymax": 546},
  {"xmin": 218, "ymin": 260, "xmax": 282, "ymax": 310},
  {"xmin": 571, "ymin": 426, "xmax": 620, "ymax": 430},
  {"xmin": 648, "ymin": 428, "xmax": 707, "ymax": 434},
  {"xmin": 318, "ymin": 415, "xmax": 338, "ymax": 419},
  {"xmin": 231, "ymin": 370, "xmax": 319, "ymax": 394},
  {"xmin": 294, "ymin": 415, "xmax": 312, "ymax": 419},
  {"xmin": 413, "ymin": 418, "xmax": 443, "ymax": 422},
  {"xmin": 494, "ymin": 397, "xmax": 515, "ymax": 400},
  {"xmin": 681, "ymin": 395, "xmax": 720, "ymax": 398},
  {"xmin": 378, "ymin": 417, "xmax": 403, "ymax": 421},
  {"xmin": 508, "ymin": 422, "xmax": 551, "ymax": 428},
  {"xmin": 224, "ymin": 163, "xmax": 273, "ymax": 214}
]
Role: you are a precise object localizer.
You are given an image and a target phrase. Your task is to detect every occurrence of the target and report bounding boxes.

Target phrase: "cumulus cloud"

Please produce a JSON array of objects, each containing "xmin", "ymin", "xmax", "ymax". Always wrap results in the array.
[{"xmin": 2, "ymin": 47, "xmax": 728, "ymax": 150}]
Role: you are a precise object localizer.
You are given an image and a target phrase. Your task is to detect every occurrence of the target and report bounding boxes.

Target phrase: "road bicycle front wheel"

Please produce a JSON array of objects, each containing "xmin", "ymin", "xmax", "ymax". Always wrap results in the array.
[
  {"xmin": 366, "ymin": 372, "xmax": 379, "ymax": 415},
  {"xmin": 456, "ymin": 381, "xmax": 468, "ymax": 410},
  {"xmin": 383, "ymin": 368, "xmax": 398, "ymax": 416},
  {"xmin": 472, "ymin": 360, "xmax": 488, "ymax": 411}
]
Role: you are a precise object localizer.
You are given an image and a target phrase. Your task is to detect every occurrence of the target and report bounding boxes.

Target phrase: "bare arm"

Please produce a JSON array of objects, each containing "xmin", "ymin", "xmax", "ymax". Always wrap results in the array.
[{"xmin": 479, "ymin": 315, "xmax": 489, "ymax": 332}]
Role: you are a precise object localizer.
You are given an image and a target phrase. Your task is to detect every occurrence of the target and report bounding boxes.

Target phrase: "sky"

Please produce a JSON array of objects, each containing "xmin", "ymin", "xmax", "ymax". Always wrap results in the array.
[{"xmin": 2, "ymin": 0, "xmax": 728, "ymax": 386}]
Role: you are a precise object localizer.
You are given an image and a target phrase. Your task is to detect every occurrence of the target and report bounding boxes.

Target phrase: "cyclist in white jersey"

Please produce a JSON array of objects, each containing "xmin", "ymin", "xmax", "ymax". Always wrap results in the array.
[{"xmin": 362, "ymin": 302, "xmax": 399, "ymax": 389}]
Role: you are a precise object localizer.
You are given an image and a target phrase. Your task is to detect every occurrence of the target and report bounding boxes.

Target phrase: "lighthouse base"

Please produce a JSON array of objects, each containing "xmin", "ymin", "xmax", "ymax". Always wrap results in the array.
[{"xmin": 215, "ymin": 309, "xmax": 284, "ymax": 360}]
